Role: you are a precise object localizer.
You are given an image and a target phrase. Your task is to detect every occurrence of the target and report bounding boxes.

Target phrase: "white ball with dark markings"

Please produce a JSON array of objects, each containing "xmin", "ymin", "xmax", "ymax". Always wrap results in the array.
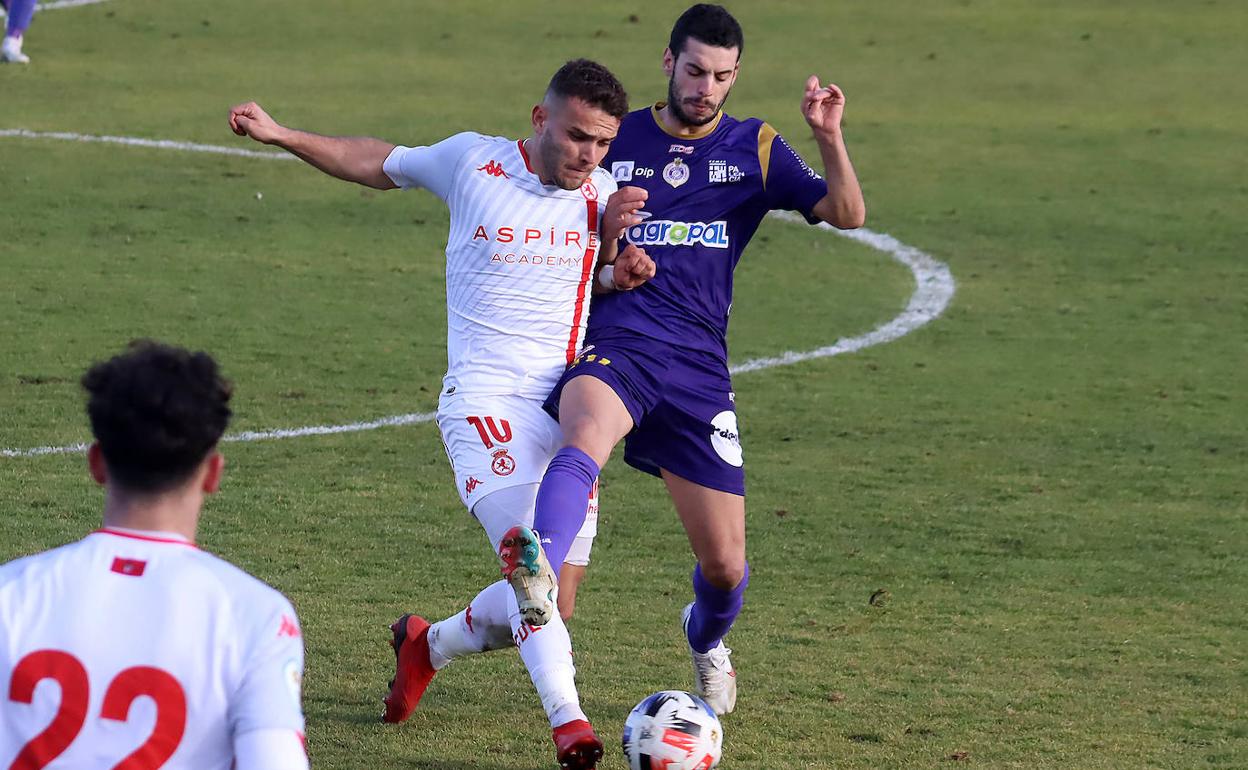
[{"xmin": 622, "ymin": 690, "xmax": 722, "ymax": 770}]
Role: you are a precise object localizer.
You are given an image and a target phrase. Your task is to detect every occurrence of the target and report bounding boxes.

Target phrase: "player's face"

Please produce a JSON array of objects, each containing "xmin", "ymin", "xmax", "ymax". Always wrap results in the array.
[
  {"xmin": 664, "ymin": 39, "xmax": 740, "ymax": 127},
  {"xmin": 532, "ymin": 96, "xmax": 620, "ymax": 190}
]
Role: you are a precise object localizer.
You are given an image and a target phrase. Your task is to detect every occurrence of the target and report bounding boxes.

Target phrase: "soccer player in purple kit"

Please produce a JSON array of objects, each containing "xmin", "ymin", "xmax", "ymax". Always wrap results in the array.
[
  {"xmin": 0, "ymin": 0, "xmax": 35, "ymax": 63},
  {"xmin": 498, "ymin": 3, "xmax": 866, "ymax": 716}
]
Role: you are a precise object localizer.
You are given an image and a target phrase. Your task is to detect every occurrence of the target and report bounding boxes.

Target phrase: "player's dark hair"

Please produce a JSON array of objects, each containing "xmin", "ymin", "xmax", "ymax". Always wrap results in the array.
[
  {"xmin": 82, "ymin": 340, "xmax": 233, "ymax": 493},
  {"xmin": 547, "ymin": 58, "xmax": 629, "ymax": 119},
  {"xmin": 669, "ymin": 4, "xmax": 744, "ymax": 59}
]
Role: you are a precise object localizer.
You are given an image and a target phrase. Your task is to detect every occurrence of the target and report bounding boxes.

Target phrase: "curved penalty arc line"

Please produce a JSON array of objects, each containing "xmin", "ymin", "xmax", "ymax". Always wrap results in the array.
[{"xmin": 0, "ymin": 129, "xmax": 956, "ymax": 459}]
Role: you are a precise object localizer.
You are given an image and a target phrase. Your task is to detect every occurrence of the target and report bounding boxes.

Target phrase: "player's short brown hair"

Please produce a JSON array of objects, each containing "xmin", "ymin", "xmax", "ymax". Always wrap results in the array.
[
  {"xmin": 82, "ymin": 340, "xmax": 232, "ymax": 492},
  {"xmin": 547, "ymin": 58, "xmax": 629, "ymax": 119}
]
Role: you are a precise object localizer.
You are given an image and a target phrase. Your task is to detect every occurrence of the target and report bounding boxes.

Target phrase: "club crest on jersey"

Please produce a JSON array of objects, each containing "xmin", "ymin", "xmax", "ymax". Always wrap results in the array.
[
  {"xmin": 477, "ymin": 160, "xmax": 509, "ymax": 178},
  {"xmin": 709, "ymin": 160, "xmax": 745, "ymax": 183},
  {"xmin": 581, "ymin": 180, "xmax": 598, "ymax": 200},
  {"xmin": 663, "ymin": 158, "xmax": 690, "ymax": 188},
  {"xmin": 491, "ymin": 449, "xmax": 515, "ymax": 476}
]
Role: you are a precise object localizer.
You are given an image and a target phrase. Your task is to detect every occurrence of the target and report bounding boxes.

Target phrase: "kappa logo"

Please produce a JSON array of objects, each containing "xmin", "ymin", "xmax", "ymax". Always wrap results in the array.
[
  {"xmin": 278, "ymin": 614, "xmax": 302, "ymax": 638},
  {"xmin": 477, "ymin": 160, "xmax": 509, "ymax": 178},
  {"xmin": 465, "ymin": 476, "xmax": 483, "ymax": 495}
]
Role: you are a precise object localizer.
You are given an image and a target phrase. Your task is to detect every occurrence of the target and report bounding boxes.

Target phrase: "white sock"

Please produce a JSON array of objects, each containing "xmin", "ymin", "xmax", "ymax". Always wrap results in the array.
[
  {"xmin": 512, "ymin": 602, "xmax": 586, "ymax": 728},
  {"xmin": 429, "ymin": 482, "xmax": 587, "ymax": 727},
  {"xmin": 426, "ymin": 580, "xmax": 514, "ymax": 670}
]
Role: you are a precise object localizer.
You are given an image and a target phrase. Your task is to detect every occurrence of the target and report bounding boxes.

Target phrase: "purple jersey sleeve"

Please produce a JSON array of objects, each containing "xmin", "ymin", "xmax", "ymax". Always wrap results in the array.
[{"xmin": 763, "ymin": 130, "xmax": 827, "ymax": 222}]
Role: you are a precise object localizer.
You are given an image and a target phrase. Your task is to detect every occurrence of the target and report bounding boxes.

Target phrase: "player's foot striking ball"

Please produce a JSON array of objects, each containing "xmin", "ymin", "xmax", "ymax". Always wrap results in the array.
[{"xmin": 498, "ymin": 525, "xmax": 558, "ymax": 626}]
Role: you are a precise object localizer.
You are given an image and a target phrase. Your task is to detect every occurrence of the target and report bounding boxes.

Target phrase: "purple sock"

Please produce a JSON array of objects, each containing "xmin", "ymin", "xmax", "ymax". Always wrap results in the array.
[
  {"xmin": 532, "ymin": 446, "xmax": 599, "ymax": 578},
  {"xmin": 5, "ymin": 0, "xmax": 35, "ymax": 37},
  {"xmin": 686, "ymin": 562, "xmax": 750, "ymax": 653}
]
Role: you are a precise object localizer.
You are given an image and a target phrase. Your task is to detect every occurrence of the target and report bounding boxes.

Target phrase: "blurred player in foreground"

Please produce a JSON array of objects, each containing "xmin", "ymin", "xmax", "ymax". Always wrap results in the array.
[
  {"xmin": 0, "ymin": 0, "xmax": 35, "ymax": 63},
  {"xmin": 230, "ymin": 58, "xmax": 653, "ymax": 769},
  {"xmin": 0, "ymin": 341, "xmax": 309, "ymax": 769},
  {"xmin": 515, "ymin": 3, "xmax": 867, "ymax": 716}
]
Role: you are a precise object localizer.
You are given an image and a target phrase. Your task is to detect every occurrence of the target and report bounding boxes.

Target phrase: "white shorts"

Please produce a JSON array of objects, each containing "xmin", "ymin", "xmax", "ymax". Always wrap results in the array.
[
  {"xmin": 437, "ymin": 393, "xmax": 563, "ymax": 510},
  {"xmin": 437, "ymin": 393, "xmax": 600, "ymax": 564}
]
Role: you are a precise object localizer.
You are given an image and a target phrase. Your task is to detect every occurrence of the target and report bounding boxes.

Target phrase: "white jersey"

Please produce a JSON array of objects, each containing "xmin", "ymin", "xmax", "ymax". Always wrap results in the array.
[
  {"xmin": 384, "ymin": 133, "xmax": 617, "ymax": 401},
  {"xmin": 0, "ymin": 528, "xmax": 307, "ymax": 770}
]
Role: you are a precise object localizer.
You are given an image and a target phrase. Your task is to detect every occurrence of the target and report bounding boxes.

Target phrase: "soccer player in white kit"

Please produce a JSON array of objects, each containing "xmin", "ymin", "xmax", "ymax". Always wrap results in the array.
[
  {"xmin": 0, "ymin": 342, "xmax": 309, "ymax": 770},
  {"xmin": 228, "ymin": 59, "xmax": 653, "ymax": 769}
]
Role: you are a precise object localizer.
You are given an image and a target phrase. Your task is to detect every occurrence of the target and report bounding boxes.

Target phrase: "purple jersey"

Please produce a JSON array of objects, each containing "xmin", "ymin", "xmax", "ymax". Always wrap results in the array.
[{"xmin": 592, "ymin": 104, "xmax": 827, "ymax": 359}]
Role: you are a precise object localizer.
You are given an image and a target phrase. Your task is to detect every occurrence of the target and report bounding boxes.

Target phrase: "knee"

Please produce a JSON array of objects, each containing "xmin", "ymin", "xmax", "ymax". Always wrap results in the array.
[
  {"xmin": 560, "ymin": 414, "xmax": 614, "ymax": 464},
  {"xmin": 698, "ymin": 556, "xmax": 746, "ymax": 591}
]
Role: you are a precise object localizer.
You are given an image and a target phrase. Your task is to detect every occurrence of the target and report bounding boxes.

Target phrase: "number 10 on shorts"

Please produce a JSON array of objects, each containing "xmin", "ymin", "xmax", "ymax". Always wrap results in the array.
[{"xmin": 466, "ymin": 416, "xmax": 512, "ymax": 449}]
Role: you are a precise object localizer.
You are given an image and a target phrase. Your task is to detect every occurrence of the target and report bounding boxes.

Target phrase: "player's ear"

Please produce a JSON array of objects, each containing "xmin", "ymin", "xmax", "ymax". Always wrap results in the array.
[
  {"xmin": 531, "ymin": 103, "xmax": 547, "ymax": 136},
  {"xmin": 202, "ymin": 452, "xmax": 224, "ymax": 495},
  {"xmin": 662, "ymin": 47, "xmax": 675, "ymax": 78},
  {"xmin": 87, "ymin": 442, "xmax": 108, "ymax": 486}
]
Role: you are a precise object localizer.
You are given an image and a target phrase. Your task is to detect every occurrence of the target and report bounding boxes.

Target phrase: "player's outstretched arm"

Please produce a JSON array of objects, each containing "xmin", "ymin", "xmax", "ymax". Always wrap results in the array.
[
  {"xmin": 229, "ymin": 101, "xmax": 398, "ymax": 190},
  {"xmin": 801, "ymin": 76, "xmax": 867, "ymax": 229}
]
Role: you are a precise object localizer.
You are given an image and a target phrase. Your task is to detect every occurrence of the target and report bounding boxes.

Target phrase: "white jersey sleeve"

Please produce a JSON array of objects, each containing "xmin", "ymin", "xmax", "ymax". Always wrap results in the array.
[
  {"xmin": 229, "ymin": 595, "xmax": 306, "ymax": 739},
  {"xmin": 383, "ymin": 131, "xmax": 483, "ymax": 200},
  {"xmin": 234, "ymin": 728, "xmax": 310, "ymax": 770}
]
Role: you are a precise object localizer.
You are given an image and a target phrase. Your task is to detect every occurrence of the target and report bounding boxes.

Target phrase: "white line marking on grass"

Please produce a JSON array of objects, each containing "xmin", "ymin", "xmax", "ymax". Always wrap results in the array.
[
  {"xmin": 1, "ymin": 0, "xmax": 110, "ymax": 17},
  {"xmin": 0, "ymin": 130, "xmax": 955, "ymax": 459},
  {"xmin": 2, "ymin": 413, "xmax": 441, "ymax": 458},
  {"xmin": 0, "ymin": 129, "xmax": 294, "ymax": 161},
  {"xmin": 731, "ymin": 213, "xmax": 956, "ymax": 374}
]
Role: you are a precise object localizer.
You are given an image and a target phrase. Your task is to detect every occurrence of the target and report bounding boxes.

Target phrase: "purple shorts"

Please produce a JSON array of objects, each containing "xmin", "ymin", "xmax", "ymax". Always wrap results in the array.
[{"xmin": 544, "ymin": 328, "xmax": 745, "ymax": 496}]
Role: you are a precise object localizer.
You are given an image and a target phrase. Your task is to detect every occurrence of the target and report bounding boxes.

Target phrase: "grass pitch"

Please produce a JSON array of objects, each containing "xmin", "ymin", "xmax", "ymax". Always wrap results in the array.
[{"xmin": 2, "ymin": 1, "xmax": 1246, "ymax": 767}]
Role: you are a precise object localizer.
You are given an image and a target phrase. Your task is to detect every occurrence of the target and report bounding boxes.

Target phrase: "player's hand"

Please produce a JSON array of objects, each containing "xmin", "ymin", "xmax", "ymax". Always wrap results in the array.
[
  {"xmin": 602, "ymin": 186, "xmax": 649, "ymax": 242},
  {"xmin": 229, "ymin": 101, "xmax": 284, "ymax": 145},
  {"xmin": 802, "ymin": 75, "xmax": 846, "ymax": 138},
  {"xmin": 611, "ymin": 244, "xmax": 656, "ymax": 290}
]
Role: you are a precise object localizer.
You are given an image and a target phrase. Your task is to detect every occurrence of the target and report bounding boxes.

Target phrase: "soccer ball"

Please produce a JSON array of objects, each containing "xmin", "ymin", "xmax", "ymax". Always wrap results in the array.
[{"xmin": 622, "ymin": 690, "xmax": 723, "ymax": 770}]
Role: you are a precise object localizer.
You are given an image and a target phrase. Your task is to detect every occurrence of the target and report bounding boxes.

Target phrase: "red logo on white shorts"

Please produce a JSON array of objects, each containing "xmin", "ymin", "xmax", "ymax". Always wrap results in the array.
[
  {"xmin": 491, "ymin": 449, "xmax": 515, "ymax": 476},
  {"xmin": 465, "ymin": 476, "xmax": 483, "ymax": 495}
]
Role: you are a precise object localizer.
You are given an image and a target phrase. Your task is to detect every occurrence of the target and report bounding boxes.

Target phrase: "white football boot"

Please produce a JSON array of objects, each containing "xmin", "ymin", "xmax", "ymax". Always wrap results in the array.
[
  {"xmin": 1, "ymin": 36, "xmax": 29, "ymax": 64},
  {"xmin": 681, "ymin": 602, "xmax": 737, "ymax": 714}
]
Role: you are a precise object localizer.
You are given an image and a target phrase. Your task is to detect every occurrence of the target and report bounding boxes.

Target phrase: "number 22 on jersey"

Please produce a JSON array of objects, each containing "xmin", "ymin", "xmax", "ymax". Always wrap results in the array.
[{"xmin": 7, "ymin": 649, "xmax": 186, "ymax": 770}]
